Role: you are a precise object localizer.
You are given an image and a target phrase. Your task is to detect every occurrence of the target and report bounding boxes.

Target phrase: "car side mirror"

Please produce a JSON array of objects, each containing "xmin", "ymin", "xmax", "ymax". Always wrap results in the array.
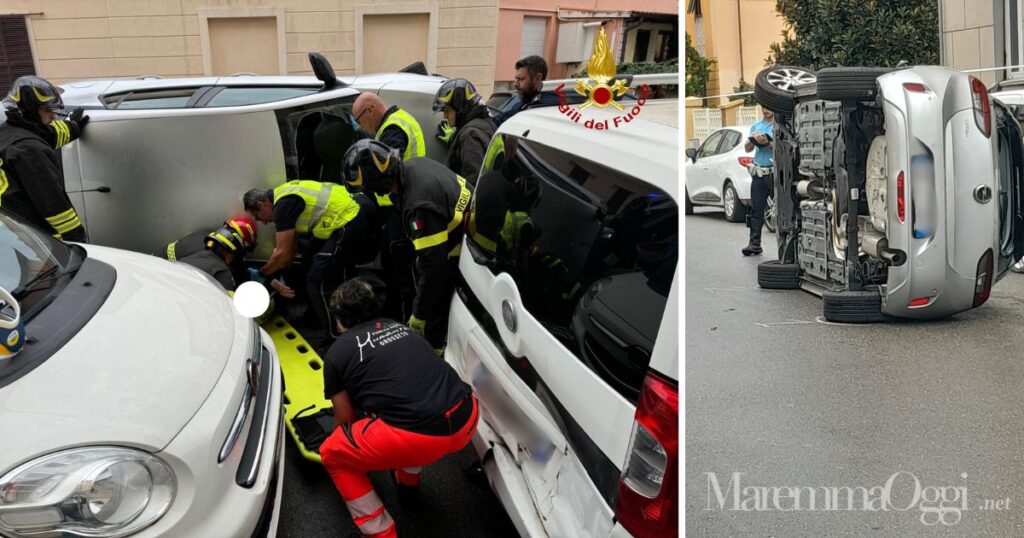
[
  {"xmin": 309, "ymin": 52, "xmax": 346, "ymax": 90},
  {"xmin": 685, "ymin": 147, "xmax": 697, "ymax": 162}
]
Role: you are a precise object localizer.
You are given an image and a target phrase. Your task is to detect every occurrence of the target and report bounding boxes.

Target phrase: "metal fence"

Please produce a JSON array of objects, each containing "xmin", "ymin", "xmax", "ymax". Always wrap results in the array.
[{"xmin": 690, "ymin": 105, "xmax": 761, "ymax": 144}]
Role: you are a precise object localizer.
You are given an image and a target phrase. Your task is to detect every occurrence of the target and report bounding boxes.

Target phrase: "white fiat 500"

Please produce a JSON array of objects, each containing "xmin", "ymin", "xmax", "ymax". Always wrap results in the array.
[{"xmin": 0, "ymin": 210, "xmax": 283, "ymax": 537}]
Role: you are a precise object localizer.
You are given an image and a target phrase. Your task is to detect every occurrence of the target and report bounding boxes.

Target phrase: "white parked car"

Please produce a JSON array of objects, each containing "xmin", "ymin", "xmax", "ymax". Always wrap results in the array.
[
  {"xmin": 684, "ymin": 125, "xmax": 774, "ymax": 228},
  {"xmin": 446, "ymin": 100, "xmax": 678, "ymax": 536},
  {"xmin": 0, "ymin": 210, "xmax": 284, "ymax": 537}
]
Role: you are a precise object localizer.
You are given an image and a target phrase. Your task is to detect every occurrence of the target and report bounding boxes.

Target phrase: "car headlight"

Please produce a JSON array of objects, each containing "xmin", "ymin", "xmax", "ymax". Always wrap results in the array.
[{"xmin": 0, "ymin": 447, "xmax": 175, "ymax": 537}]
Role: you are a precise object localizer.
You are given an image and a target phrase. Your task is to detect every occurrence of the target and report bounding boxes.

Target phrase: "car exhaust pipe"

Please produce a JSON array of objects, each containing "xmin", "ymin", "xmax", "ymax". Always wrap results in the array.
[
  {"xmin": 863, "ymin": 231, "xmax": 906, "ymax": 266},
  {"xmin": 796, "ymin": 179, "xmax": 824, "ymax": 199}
]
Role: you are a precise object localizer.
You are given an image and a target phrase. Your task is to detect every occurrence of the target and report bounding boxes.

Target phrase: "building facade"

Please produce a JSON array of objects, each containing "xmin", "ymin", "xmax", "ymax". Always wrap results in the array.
[
  {"xmin": 940, "ymin": 0, "xmax": 1015, "ymax": 86},
  {"xmin": 0, "ymin": 0, "xmax": 499, "ymax": 97},
  {"xmin": 685, "ymin": 0, "xmax": 786, "ymax": 103}
]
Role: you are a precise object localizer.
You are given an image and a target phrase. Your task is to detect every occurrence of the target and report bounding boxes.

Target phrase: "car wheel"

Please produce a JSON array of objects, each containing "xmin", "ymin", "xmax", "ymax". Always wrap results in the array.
[
  {"xmin": 822, "ymin": 290, "xmax": 885, "ymax": 323},
  {"xmin": 685, "ymin": 188, "xmax": 694, "ymax": 215},
  {"xmin": 816, "ymin": 67, "xmax": 893, "ymax": 101},
  {"xmin": 754, "ymin": 65, "xmax": 816, "ymax": 115},
  {"xmin": 757, "ymin": 260, "xmax": 800, "ymax": 289},
  {"xmin": 765, "ymin": 193, "xmax": 777, "ymax": 233},
  {"xmin": 723, "ymin": 182, "xmax": 746, "ymax": 222}
]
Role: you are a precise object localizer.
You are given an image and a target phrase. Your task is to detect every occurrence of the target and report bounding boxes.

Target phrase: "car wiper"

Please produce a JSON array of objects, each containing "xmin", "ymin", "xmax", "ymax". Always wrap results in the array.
[{"xmin": 12, "ymin": 264, "xmax": 62, "ymax": 300}]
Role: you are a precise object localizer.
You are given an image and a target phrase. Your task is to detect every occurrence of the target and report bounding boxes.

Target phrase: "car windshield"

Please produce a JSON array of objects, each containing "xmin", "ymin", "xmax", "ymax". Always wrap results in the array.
[{"xmin": 0, "ymin": 210, "xmax": 78, "ymax": 320}]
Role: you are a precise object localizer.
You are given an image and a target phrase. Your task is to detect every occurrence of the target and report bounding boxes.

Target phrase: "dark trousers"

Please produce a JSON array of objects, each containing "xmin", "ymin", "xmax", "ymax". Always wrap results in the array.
[
  {"xmin": 747, "ymin": 172, "xmax": 772, "ymax": 245},
  {"xmin": 423, "ymin": 259, "xmax": 460, "ymax": 349}
]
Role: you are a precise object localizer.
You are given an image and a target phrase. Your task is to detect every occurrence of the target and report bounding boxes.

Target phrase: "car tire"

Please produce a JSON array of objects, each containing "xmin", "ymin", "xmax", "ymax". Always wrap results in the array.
[
  {"xmin": 754, "ymin": 65, "xmax": 816, "ymax": 115},
  {"xmin": 685, "ymin": 188, "xmax": 694, "ymax": 215},
  {"xmin": 757, "ymin": 260, "xmax": 800, "ymax": 289},
  {"xmin": 822, "ymin": 289, "xmax": 885, "ymax": 323},
  {"xmin": 816, "ymin": 67, "xmax": 892, "ymax": 101},
  {"xmin": 723, "ymin": 182, "xmax": 746, "ymax": 222},
  {"xmin": 765, "ymin": 193, "xmax": 776, "ymax": 233}
]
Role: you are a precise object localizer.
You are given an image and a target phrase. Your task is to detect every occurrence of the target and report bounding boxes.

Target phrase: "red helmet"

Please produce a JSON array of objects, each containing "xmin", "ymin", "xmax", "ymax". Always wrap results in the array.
[{"xmin": 225, "ymin": 217, "xmax": 257, "ymax": 250}]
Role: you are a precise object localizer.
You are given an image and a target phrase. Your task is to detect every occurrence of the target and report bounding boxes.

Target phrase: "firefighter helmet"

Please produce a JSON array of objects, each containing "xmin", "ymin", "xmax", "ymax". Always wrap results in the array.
[
  {"xmin": 225, "ymin": 217, "xmax": 257, "ymax": 251},
  {"xmin": 3, "ymin": 76, "xmax": 63, "ymax": 119},
  {"xmin": 432, "ymin": 78, "xmax": 481, "ymax": 115},
  {"xmin": 205, "ymin": 225, "xmax": 246, "ymax": 255},
  {"xmin": 0, "ymin": 287, "xmax": 25, "ymax": 361},
  {"xmin": 342, "ymin": 139, "xmax": 401, "ymax": 196}
]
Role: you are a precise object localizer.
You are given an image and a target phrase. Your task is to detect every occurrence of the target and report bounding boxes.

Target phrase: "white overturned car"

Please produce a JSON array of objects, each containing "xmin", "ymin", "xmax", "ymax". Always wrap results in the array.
[{"xmin": 0, "ymin": 210, "xmax": 283, "ymax": 537}]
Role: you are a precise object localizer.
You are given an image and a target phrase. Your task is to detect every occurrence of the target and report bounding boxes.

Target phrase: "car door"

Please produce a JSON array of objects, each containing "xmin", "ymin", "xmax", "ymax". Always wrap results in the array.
[
  {"xmin": 685, "ymin": 130, "xmax": 726, "ymax": 204},
  {"xmin": 61, "ymin": 88, "xmax": 359, "ymax": 255},
  {"xmin": 994, "ymin": 104, "xmax": 1024, "ymax": 270}
]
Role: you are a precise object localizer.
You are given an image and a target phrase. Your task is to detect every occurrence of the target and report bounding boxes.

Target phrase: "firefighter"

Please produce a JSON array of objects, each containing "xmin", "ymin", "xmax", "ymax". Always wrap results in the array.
[
  {"xmin": 176, "ymin": 225, "xmax": 251, "ymax": 291},
  {"xmin": 342, "ymin": 139, "xmax": 472, "ymax": 351},
  {"xmin": 351, "ymin": 92, "xmax": 426, "ymax": 161},
  {"xmin": 0, "ymin": 76, "xmax": 89, "ymax": 242},
  {"xmin": 432, "ymin": 78, "xmax": 496, "ymax": 183},
  {"xmin": 159, "ymin": 216, "xmax": 257, "ymax": 262},
  {"xmin": 242, "ymin": 180, "xmax": 378, "ymax": 335},
  {"xmin": 319, "ymin": 278, "xmax": 478, "ymax": 538}
]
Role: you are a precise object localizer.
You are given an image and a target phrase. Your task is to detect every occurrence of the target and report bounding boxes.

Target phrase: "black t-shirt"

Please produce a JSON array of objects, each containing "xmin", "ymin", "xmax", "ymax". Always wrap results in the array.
[
  {"xmin": 323, "ymin": 318, "xmax": 471, "ymax": 431},
  {"xmin": 272, "ymin": 195, "xmax": 306, "ymax": 232}
]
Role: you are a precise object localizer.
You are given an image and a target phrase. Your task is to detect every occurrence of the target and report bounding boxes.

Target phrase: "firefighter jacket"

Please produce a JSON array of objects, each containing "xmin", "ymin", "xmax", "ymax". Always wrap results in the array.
[
  {"xmin": 447, "ymin": 105, "xmax": 495, "ymax": 184},
  {"xmin": 0, "ymin": 113, "xmax": 86, "ymax": 241},
  {"xmin": 399, "ymin": 158, "xmax": 473, "ymax": 319}
]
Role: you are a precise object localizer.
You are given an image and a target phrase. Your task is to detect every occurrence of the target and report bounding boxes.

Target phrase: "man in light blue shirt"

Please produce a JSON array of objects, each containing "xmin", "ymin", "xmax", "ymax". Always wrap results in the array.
[{"xmin": 742, "ymin": 108, "xmax": 775, "ymax": 256}]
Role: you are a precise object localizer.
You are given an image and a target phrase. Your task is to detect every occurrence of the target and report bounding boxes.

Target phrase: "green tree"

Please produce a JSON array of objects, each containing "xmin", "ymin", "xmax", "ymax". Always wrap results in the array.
[
  {"xmin": 733, "ymin": 79, "xmax": 757, "ymax": 105},
  {"xmin": 768, "ymin": 0, "xmax": 938, "ymax": 69},
  {"xmin": 685, "ymin": 33, "xmax": 714, "ymax": 96}
]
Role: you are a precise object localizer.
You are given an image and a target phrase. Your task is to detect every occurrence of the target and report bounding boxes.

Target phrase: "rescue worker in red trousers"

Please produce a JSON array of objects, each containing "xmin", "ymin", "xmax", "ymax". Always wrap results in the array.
[
  {"xmin": 0, "ymin": 76, "xmax": 90, "ymax": 241},
  {"xmin": 341, "ymin": 139, "xmax": 472, "ymax": 351},
  {"xmin": 432, "ymin": 78, "xmax": 495, "ymax": 183},
  {"xmin": 319, "ymin": 278, "xmax": 478, "ymax": 538}
]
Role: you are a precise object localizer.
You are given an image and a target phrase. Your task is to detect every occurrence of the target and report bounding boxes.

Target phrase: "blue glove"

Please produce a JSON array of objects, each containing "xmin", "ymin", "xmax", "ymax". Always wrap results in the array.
[
  {"xmin": 348, "ymin": 113, "xmax": 361, "ymax": 132},
  {"xmin": 247, "ymin": 267, "xmax": 264, "ymax": 283}
]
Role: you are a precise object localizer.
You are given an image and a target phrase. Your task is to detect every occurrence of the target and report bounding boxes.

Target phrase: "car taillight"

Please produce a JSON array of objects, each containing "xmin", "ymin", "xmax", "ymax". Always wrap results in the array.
[
  {"xmin": 973, "ymin": 249, "xmax": 994, "ymax": 307},
  {"xmin": 897, "ymin": 171, "xmax": 905, "ymax": 223},
  {"xmin": 909, "ymin": 297, "xmax": 930, "ymax": 307},
  {"xmin": 970, "ymin": 76, "xmax": 991, "ymax": 137},
  {"xmin": 903, "ymin": 82, "xmax": 929, "ymax": 93},
  {"xmin": 615, "ymin": 371, "xmax": 677, "ymax": 537},
  {"xmin": 738, "ymin": 156, "xmax": 753, "ymax": 167}
]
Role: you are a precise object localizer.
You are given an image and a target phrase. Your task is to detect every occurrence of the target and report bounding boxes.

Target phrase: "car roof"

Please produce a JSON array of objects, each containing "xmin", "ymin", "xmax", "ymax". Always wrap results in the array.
[
  {"xmin": 59, "ymin": 72, "xmax": 447, "ymax": 108},
  {"xmin": 497, "ymin": 99, "xmax": 679, "ymax": 198}
]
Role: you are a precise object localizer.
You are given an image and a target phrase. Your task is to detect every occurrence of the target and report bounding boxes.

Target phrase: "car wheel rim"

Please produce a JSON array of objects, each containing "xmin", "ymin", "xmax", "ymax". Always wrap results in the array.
[
  {"xmin": 765, "ymin": 68, "xmax": 817, "ymax": 91},
  {"xmin": 724, "ymin": 187, "xmax": 735, "ymax": 217},
  {"xmin": 766, "ymin": 196, "xmax": 776, "ymax": 230}
]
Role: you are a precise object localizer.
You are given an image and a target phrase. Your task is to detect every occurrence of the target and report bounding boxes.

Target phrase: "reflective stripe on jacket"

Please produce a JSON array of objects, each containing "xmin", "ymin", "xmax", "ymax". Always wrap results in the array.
[
  {"xmin": 376, "ymin": 108, "xmax": 425, "ymax": 161},
  {"xmin": 273, "ymin": 180, "xmax": 362, "ymax": 240}
]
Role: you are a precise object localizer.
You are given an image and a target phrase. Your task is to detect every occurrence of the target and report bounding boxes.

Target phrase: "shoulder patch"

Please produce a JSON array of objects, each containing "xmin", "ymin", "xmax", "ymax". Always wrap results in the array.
[{"xmin": 408, "ymin": 217, "xmax": 424, "ymax": 233}]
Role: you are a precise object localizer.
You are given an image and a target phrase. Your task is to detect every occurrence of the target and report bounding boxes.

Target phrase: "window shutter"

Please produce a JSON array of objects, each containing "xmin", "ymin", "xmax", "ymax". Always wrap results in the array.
[
  {"xmin": 0, "ymin": 16, "xmax": 36, "ymax": 94},
  {"xmin": 521, "ymin": 16, "xmax": 547, "ymax": 58}
]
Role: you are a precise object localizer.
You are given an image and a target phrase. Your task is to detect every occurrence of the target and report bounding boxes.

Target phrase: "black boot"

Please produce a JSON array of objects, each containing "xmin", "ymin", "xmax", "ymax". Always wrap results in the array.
[{"xmin": 742, "ymin": 241, "xmax": 763, "ymax": 256}]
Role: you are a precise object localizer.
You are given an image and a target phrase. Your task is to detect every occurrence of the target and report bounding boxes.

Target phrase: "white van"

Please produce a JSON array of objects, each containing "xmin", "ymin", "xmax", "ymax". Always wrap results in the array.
[{"xmin": 445, "ymin": 99, "xmax": 679, "ymax": 537}]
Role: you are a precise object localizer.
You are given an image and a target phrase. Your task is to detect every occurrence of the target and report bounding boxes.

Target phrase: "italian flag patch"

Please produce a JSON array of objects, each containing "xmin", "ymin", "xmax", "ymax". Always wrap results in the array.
[{"xmin": 409, "ymin": 219, "xmax": 424, "ymax": 232}]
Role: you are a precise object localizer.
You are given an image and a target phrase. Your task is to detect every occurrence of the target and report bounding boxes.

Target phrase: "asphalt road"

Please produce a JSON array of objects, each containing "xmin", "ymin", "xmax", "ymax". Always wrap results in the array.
[
  {"xmin": 685, "ymin": 208, "xmax": 1024, "ymax": 536},
  {"xmin": 278, "ymin": 439, "xmax": 518, "ymax": 538}
]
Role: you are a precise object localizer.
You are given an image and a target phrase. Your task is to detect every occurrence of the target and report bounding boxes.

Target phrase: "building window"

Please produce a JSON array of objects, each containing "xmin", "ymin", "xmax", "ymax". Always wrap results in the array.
[
  {"xmin": 0, "ymin": 16, "xmax": 36, "ymax": 93},
  {"xmin": 521, "ymin": 16, "xmax": 548, "ymax": 58},
  {"xmin": 656, "ymin": 30, "xmax": 677, "ymax": 62},
  {"xmin": 633, "ymin": 30, "xmax": 651, "ymax": 62},
  {"xmin": 1007, "ymin": 0, "xmax": 1024, "ymax": 78}
]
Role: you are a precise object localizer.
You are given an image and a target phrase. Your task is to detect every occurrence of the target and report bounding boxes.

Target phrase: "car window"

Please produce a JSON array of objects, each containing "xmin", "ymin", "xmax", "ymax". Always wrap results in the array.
[
  {"xmin": 468, "ymin": 136, "xmax": 677, "ymax": 402},
  {"xmin": 697, "ymin": 130, "xmax": 725, "ymax": 158},
  {"xmin": 0, "ymin": 210, "xmax": 75, "ymax": 320},
  {"xmin": 274, "ymin": 96, "xmax": 358, "ymax": 182},
  {"xmin": 722, "ymin": 130, "xmax": 742, "ymax": 152},
  {"xmin": 104, "ymin": 88, "xmax": 200, "ymax": 109},
  {"xmin": 204, "ymin": 87, "xmax": 318, "ymax": 107}
]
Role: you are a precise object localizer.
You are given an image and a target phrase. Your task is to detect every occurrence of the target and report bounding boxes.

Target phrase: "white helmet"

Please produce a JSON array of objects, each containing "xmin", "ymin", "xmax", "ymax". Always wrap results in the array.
[{"xmin": 0, "ymin": 287, "xmax": 25, "ymax": 360}]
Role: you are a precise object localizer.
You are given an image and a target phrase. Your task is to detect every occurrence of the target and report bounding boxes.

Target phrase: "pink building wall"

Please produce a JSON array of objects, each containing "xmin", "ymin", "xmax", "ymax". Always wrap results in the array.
[{"xmin": 495, "ymin": 0, "xmax": 678, "ymax": 81}]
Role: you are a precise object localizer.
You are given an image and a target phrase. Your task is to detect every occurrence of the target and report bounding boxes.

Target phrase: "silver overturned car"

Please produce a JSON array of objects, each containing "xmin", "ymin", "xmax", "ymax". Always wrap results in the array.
[{"xmin": 753, "ymin": 64, "xmax": 1024, "ymax": 321}]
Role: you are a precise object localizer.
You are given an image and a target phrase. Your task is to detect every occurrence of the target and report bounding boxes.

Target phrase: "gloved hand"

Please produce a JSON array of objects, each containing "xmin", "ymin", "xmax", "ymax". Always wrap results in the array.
[
  {"xmin": 348, "ymin": 113, "xmax": 361, "ymax": 132},
  {"xmin": 69, "ymin": 108, "xmax": 89, "ymax": 132},
  {"xmin": 407, "ymin": 315, "xmax": 426, "ymax": 335},
  {"xmin": 247, "ymin": 267, "xmax": 264, "ymax": 283},
  {"xmin": 436, "ymin": 120, "xmax": 455, "ymax": 144}
]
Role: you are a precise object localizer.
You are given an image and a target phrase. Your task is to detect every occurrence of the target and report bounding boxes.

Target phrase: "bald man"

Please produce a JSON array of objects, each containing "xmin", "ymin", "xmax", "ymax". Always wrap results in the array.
[{"xmin": 351, "ymin": 92, "xmax": 426, "ymax": 161}]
